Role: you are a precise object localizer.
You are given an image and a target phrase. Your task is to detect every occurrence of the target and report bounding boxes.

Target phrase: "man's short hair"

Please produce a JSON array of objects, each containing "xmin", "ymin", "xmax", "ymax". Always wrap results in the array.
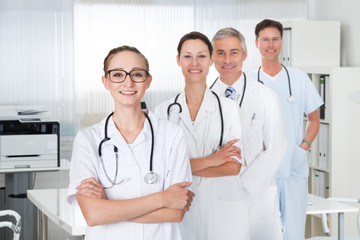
[
  {"xmin": 212, "ymin": 27, "xmax": 247, "ymax": 55},
  {"xmin": 255, "ymin": 19, "xmax": 283, "ymax": 39}
]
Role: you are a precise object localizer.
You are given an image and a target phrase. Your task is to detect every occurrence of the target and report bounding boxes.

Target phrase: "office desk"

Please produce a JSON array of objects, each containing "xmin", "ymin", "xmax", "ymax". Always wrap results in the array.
[
  {"xmin": 27, "ymin": 190, "xmax": 358, "ymax": 240},
  {"xmin": 307, "ymin": 194, "xmax": 359, "ymax": 240},
  {"xmin": 1, "ymin": 159, "xmax": 70, "ymax": 240},
  {"xmin": 27, "ymin": 188, "xmax": 85, "ymax": 240}
]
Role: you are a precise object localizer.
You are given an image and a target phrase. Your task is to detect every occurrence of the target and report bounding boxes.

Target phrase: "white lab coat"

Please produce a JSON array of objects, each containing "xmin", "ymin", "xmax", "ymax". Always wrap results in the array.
[
  {"xmin": 155, "ymin": 87, "xmax": 250, "ymax": 240},
  {"xmin": 251, "ymin": 67, "xmax": 323, "ymax": 240},
  {"xmin": 67, "ymin": 110, "xmax": 192, "ymax": 240},
  {"xmin": 211, "ymin": 73, "xmax": 286, "ymax": 240}
]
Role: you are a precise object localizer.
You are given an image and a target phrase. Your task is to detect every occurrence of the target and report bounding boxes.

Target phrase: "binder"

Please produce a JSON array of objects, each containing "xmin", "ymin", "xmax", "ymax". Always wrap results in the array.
[
  {"xmin": 318, "ymin": 124, "xmax": 329, "ymax": 169},
  {"xmin": 318, "ymin": 171, "xmax": 325, "ymax": 198},
  {"xmin": 324, "ymin": 75, "xmax": 330, "ymax": 120},
  {"xmin": 308, "ymin": 148, "xmax": 313, "ymax": 166},
  {"xmin": 320, "ymin": 75, "xmax": 325, "ymax": 119},
  {"xmin": 314, "ymin": 170, "xmax": 320, "ymax": 196},
  {"xmin": 281, "ymin": 28, "xmax": 292, "ymax": 66},
  {"xmin": 314, "ymin": 170, "xmax": 329, "ymax": 198}
]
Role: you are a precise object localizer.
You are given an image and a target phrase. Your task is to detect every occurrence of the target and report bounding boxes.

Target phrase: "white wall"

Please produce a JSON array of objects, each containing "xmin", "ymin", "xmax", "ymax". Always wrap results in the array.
[{"xmin": 308, "ymin": 0, "xmax": 360, "ymax": 67}]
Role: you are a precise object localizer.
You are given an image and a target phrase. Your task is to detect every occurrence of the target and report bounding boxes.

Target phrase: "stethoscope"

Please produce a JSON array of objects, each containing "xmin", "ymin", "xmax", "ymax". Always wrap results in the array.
[
  {"xmin": 257, "ymin": 64, "xmax": 295, "ymax": 103},
  {"xmin": 98, "ymin": 111, "xmax": 157, "ymax": 188},
  {"xmin": 209, "ymin": 72, "xmax": 247, "ymax": 108},
  {"xmin": 167, "ymin": 90, "xmax": 224, "ymax": 149}
]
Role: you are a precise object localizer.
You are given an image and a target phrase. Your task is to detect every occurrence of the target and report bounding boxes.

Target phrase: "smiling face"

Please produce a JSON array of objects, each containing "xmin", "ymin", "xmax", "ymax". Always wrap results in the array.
[
  {"xmin": 102, "ymin": 51, "xmax": 152, "ymax": 107},
  {"xmin": 213, "ymin": 36, "xmax": 247, "ymax": 84},
  {"xmin": 177, "ymin": 39, "xmax": 213, "ymax": 84},
  {"xmin": 256, "ymin": 27, "xmax": 282, "ymax": 63}
]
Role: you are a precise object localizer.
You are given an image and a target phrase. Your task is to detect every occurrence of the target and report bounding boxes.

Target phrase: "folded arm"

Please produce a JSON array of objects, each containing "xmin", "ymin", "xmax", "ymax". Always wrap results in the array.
[
  {"xmin": 191, "ymin": 139, "xmax": 242, "ymax": 177},
  {"xmin": 76, "ymin": 180, "xmax": 193, "ymax": 226}
]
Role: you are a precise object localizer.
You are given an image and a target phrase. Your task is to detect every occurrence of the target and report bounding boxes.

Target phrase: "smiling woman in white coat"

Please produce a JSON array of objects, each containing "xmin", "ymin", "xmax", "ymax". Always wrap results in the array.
[
  {"xmin": 67, "ymin": 46, "xmax": 194, "ymax": 240},
  {"xmin": 155, "ymin": 32, "xmax": 250, "ymax": 240}
]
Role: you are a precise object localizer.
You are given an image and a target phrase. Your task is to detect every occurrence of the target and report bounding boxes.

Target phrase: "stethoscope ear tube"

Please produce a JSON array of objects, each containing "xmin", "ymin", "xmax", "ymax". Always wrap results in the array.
[
  {"xmin": 98, "ymin": 112, "xmax": 114, "ymax": 157},
  {"xmin": 257, "ymin": 64, "xmax": 294, "ymax": 103},
  {"xmin": 98, "ymin": 111, "xmax": 157, "ymax": 187},
  {"xmin": 167, "ymin": 93, "xmax": 182, "ymax": 116},
  {"xmin": 144, "ymin": 113, "xmax": 154, "ymax": 172},
  {"xmin": 211, "ymin": 91, "xmax": 224, "ymax": 148}
]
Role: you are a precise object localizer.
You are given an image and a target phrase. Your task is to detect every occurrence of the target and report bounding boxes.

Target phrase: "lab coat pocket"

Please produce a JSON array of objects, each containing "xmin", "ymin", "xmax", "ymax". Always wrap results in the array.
[
  {"xmin": 249, "ymin": 185, "xmax": 279, "ymax": 222},
  {"xmin": 212, "ymin": 177, "xmax": 250, "ymax": 240},
  {"xmin": 291, "ymin": 144, "xmax": 309, "ymax": 176}
]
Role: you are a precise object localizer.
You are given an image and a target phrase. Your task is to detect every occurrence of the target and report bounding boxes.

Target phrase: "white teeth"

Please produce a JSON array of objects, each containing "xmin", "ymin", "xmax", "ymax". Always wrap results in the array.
[
  {"xmin": 120, "ymin": 91, "xmax": 136, "ymax": 94},
  {"xmin": 223, "ymin": 66, "xmax": 233, "ymax": 69},
  {"xmin": 267, "ymin": 50, "xmax": 275, "ymax": 53},
  {"xmin": 189, "ymin": 70, "xmax": 201, "ymax": 73}
]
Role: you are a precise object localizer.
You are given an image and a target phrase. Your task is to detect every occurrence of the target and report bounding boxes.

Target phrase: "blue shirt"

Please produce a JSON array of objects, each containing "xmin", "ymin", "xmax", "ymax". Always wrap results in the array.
[{"xmin": 251, "ymin": 67, "xmax": 323, "ymax": 177}]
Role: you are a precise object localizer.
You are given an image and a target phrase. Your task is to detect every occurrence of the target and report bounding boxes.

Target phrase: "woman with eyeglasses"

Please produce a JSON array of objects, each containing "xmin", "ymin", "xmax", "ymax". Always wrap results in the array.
[
  {"xmin": 155, "ymin": 32, "xmax": 250, "ymax": 240},
  {"xmin": 67, "ymin": 45, "xmax": 194, "ymax": 240}
]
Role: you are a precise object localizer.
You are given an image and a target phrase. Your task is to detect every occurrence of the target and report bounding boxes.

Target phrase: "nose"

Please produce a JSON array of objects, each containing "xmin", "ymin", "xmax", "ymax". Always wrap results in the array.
[
  {"xmin": 191, "ymin": 57, "xmax": 198, "ymax": 66},
  {"xmin": 224, "ymin": 54, "xmax": 231, "ymax": 64},
  {"xmin": 123, "ymin": 74, "xmax": 134, "ymax": 87},
  {"xmin": 268, "ymin": 39, "xmax": 275, "ymax": 47}
]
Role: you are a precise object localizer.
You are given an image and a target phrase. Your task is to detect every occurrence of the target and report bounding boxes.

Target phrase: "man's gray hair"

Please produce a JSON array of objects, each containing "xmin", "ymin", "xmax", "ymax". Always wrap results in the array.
[{"xmin": 212, "ymin": 27, "xmax": 247, "ymax": 55}]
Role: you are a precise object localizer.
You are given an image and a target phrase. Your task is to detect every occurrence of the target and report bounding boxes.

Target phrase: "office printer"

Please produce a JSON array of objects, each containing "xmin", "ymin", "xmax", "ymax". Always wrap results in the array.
[{"xmin": 0, "ymin": 106, "xmax": 60, "ymax": 169}]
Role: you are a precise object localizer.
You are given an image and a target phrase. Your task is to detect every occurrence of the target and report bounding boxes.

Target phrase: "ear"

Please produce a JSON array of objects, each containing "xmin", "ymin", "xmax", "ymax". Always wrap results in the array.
[
  {"xmin": 176, "ymin": 55, "xmax": 181, "ymax": 66},
  {"xmin": 145, "ymin": 74, "xmax": 152, "ymax": 90},
  {"xmin": 209, "ymin": 57, "xmax": 214, "ymax": 66},
  {"xmin": 102, "ymin": 76, "xmax": 110, "ymax": 90},
  {"xmin": 255, "ymin": 39, "xmax": 259, "ymax": 49},
  {"xmin": 243, "ymin": 51, "xmax": 248, "ymax": 61}
]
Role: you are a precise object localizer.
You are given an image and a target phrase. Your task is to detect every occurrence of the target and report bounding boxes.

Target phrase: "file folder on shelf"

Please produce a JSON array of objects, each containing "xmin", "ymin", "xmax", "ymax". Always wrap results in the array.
[{"xmin": 318, "ymin": 124, "xmax": 329, "ymax": 169}]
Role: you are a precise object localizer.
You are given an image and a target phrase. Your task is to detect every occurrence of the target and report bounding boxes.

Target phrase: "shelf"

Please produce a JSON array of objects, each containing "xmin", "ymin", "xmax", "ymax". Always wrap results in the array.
[
  {"xmin": 309, "ymin": 165, "xmax": 330, "ymax": 173},
  {"xmin": 296, "ymin": 66, "xmax": 337, "ymax": 75}
]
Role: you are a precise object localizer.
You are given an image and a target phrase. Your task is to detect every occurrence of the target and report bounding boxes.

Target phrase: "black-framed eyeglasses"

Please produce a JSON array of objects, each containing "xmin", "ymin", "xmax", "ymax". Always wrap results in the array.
[{"xmin": 106, "ymin": 69, "xmax": 149, "ymax": 83}]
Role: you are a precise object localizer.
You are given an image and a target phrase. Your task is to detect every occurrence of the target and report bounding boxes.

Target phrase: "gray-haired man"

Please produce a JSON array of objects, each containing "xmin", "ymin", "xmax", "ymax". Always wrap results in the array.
[{"xmin": 210, "ymin": 27, "xmax": 286, "ymax": 240}]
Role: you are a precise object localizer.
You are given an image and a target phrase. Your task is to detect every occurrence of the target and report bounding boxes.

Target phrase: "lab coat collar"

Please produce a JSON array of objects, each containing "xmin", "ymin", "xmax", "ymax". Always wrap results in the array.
[
  {"xmin": 178, "ymin": 87, "xmax": 216, "ymax": 140},
  {"xmin": 178, "ymin": 87, "xmax": 217, "ymax": 117},
  {"xmin": 215, "ymin": 73, "xmax": 261, "ymax": 104}
]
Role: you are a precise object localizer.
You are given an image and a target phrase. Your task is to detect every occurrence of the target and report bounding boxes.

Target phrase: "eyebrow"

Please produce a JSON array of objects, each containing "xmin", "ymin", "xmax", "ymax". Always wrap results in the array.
[
  {"xmin": 216, "ymin": 48, "xmax": 240, "ymax": 52},
  {"xmin": 108, "ymin": 67, "xmax": 145, "ymax": 71},
  {"xmin": 182, "ymin": 50, "xmax": 208, "ymax": 54}
]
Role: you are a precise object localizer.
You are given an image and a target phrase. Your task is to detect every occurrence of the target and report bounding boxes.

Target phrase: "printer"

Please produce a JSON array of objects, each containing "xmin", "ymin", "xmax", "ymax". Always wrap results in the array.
[{"xmin": 0, "ymin": 106, "xmax": 60, "ymax": 169}]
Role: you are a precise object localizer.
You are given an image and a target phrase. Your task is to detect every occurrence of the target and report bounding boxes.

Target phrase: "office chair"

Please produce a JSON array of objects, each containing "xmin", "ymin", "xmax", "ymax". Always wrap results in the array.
[
  {"xmin": 307, "ymin": 198, "xmax": 360, "ymax": 240},
  {"xmin": 0, "ymin": 210, "xmax": 22, "ymax": 240}
]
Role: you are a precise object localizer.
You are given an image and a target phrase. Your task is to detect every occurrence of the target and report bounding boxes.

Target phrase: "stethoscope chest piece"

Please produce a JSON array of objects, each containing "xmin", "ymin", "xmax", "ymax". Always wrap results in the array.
[
  {"xmin": 144, "ymin": 171, "xmax": 158, "ymax": 184},
  {"xmin": 288, "ymin": 96, "xmax": 295, "ymax": 103}
]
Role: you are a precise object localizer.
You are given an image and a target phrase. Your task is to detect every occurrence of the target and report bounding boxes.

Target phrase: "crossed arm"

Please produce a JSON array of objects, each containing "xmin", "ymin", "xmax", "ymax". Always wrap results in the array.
[
  {"xmin": 76, "ymin": 179, "xmax": 194, "ymax": 226},
  {"xmin": 191, "ymin": 139, "xmax": 242, "ymax": 177}
]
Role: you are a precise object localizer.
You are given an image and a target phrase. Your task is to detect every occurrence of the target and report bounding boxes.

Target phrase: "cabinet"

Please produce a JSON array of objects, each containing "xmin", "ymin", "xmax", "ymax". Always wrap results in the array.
[
  {"xmin": 280, "ymin": 21, "xmax": 360, "ymax": 237},
  {"xmin": 327, "ymin": 67, "xmax": 360, "ymax": 236},
  {"xmin": 281, "ymin": 21, "xmax": 340, "ymax": 73},
  {"xmin": 304, "ymin": 68, "xmax": 360, "ymax": 237}
]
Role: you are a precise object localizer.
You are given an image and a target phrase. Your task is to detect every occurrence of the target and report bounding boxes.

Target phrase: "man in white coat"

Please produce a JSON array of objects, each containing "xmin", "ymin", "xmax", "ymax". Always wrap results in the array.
[{"xmin": 210, "ymin": 27, "xmax": 287, "ymax": 240}]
